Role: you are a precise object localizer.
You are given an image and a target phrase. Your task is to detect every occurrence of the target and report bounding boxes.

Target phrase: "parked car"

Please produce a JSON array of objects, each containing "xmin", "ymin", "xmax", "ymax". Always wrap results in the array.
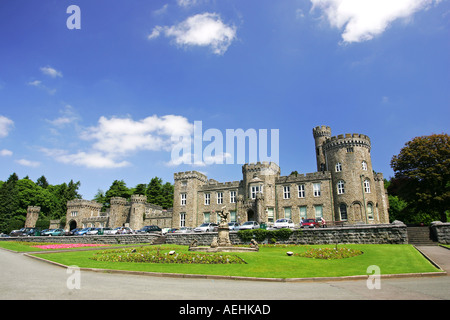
[
  {"xmin": 136, "ymin": 225, "xmax": 161, "ymax": 233},
  {"xmin": 238, "ymin": 221, "xmax": 260, "ymax": 230},
  {"xmin": 74, "ymin": 227, "xmax": 95, "ymax": 236},
  {"xmin": 110, "ymin": 227, "xmax": 134, "ymax": 234},
  {"xmin": 9, "ymin": 227, "xmax": 38, "ymax": 237},
  {"xmin": 194, "ymin": 223, "xmax": 218, "ymax": 232},
  {"xmin": 67, "ymin": 228, "xmax": 82, "ymax": 236},
  {"xmin": 228, "ymin": 222, "xmax": 240, "ymax": 231},
  {"xmin": 42, "ymin": 228, "xmax": 65, "ymax": 236},
  {"xmin": 175, "ymin": 227, "xmax": 193, "ymax": 233},
  {"xmin": 273, "ymin": 218, "xmax": 295, "ymax": 229},
  {"xmin": 300, "ymin": 219, "xmax": 319, "ymax": 228}
]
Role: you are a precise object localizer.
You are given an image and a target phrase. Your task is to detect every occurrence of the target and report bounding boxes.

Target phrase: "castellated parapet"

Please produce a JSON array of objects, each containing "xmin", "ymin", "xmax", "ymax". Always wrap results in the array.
[{"xmin": 25, "ymin": 206, "xmax": 41, "ymax": 228}]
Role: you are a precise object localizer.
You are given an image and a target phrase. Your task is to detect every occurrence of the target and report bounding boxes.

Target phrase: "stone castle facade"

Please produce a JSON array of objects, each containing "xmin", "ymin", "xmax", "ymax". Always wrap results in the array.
[
  {"xmin": 172, "ymin": 125, "xmax": 389, "ymax": 228},
  {"xmin": 64, "ymin": 195, "xmax": 172, "ymax": 231}
]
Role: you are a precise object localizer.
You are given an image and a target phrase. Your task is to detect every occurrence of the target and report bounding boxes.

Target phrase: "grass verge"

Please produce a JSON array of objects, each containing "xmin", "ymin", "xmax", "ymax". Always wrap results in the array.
[{"xmin": 24, "ymin": 244, "xmax": 441, "ymax": 279}]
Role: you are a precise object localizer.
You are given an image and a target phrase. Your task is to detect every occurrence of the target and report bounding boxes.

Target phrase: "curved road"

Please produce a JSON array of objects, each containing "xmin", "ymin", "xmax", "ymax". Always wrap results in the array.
[{"xmin": 0, "ymin": 247, "xmax": 449, "ymax": 300}]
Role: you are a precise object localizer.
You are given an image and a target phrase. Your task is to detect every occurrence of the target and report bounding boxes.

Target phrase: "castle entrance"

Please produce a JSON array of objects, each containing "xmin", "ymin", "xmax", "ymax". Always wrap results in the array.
[
  {"xmin": 69, "ymin": 220, "xmax": 77, "ymax": 231},
  {"xmin": 247, "ymin": 209, "xmax": 255, "ymax": 221}
]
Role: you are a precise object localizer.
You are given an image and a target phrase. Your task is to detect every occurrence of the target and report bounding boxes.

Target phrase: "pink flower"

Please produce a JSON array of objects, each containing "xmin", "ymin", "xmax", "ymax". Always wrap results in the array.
[{"xmin": 32, "ymin": 243, "xmax": 110, "ymax": 250}]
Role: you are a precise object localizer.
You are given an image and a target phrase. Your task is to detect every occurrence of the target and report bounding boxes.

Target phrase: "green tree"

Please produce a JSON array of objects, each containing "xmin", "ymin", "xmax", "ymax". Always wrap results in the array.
[
  {"xmin": 161, "ymin": 182, "xmax": 174, "ymax": 209},
  {"xmin": 390, "ymin": 133, "xmax": 450, "ymax": 222},
  {"xmin": 0, "ymin": 173, "xmax": 20, "ymax": 233},
  {"xmin": 104, "ymin": 180, "xmax": 132, "ymax": 206},
  {"xmin": 146, "ymin": 177, "xmax": 164, "ymax": 206}
]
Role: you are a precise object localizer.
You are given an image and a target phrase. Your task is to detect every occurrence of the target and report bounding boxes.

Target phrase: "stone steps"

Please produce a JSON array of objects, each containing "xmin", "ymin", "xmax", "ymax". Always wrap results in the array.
[{"xmin": 407, "ymin": 227, "xmax": 437, "ymax": 246}]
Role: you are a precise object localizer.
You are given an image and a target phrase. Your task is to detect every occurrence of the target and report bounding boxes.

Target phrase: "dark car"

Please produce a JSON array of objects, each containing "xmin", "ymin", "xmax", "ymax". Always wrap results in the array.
[
  {"xmin": 136, "ymin": 225, "xmax": 162, "ymax": 233},
  {"xmin": 300, "ymin": 219, "xmax": 319, "ymax": 228},
  {"xmin": 9, "ymin": 227, "xmax": 38, "ymax": 237}
]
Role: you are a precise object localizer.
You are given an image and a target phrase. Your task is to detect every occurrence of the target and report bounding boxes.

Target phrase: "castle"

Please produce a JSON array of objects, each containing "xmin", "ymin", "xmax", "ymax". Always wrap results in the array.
[
  {"xmin": 24, "ymin": 125, "xmax": 389, "ymax": 231},
  {"xmin": 171, "ymin": 125, "xmax": 389, "ymax": 228},
  {"xmin": 64, "ymin": 195, "xmax": 172, "ymax": 231}
]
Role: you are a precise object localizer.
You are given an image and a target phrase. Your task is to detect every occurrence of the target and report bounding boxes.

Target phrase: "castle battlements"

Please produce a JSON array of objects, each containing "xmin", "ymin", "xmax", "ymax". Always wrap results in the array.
[
  {"xmin": 174, "ymin": 170, "xmax": 208, "ymax": 182},
  {"xmin": 67, "ymin": 199, "xmax": 103, "ymax": 209},
  {"xmin": 276, "ymin": 171, "xmax": 332, "ymax": 184},
  {"xmin": 323, "ymin": 133, "xmax": 371, "ymax": 151}
]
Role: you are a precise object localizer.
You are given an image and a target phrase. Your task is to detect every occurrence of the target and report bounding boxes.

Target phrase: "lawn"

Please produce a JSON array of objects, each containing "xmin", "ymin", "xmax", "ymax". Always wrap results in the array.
[{"xmin": 21, "ymin": 243, "xmax": 440, "ymax": 279}]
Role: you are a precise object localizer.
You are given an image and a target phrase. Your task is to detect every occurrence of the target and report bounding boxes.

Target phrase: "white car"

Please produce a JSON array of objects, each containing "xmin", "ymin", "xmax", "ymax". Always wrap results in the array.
[
  {"xmin": 238, "ymin": 221, "xmax": 260, "ymax": 230},
  {"xmin": 194, "ymin": 223, "xmax": 218, "ymax": 232},
  {"xmin": 273, "ymin": 218, "xmax": 295, "ymax": 229}
]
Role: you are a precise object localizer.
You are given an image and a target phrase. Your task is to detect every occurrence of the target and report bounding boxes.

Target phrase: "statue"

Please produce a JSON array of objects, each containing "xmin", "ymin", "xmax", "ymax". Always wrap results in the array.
[{"xmin": 218, "ymin": 206, "xmax": 232, "ymax": 247}]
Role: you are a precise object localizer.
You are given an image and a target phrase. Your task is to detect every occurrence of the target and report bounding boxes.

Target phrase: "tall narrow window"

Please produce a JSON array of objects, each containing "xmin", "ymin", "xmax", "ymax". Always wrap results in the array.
[
  {"xmin": 284, "ymin": 207, "xmax": 291, "ymax": 219},
  {"xmin": 367, "ymin": 203, "xmax": 374, "ymax": 220},
  {"xmin": 314, "ymin": 205, "xmax": 323, "ymax": 219},
  {"xmin": 180, "ymin": 213, "xmax": 186, "ymax": 227},
  {"xmin": 362, "ymin": 161, "xmax": 368, "ymax": 171},
  {"xmin": 339, "ymin": 204, "xmax": 348, "ymax": 221},
  {"xmin": 230, "ymin": 210, "xmax": 236, "ymax": 222},
  {"xmin": 180, "ymin": 193, "xmax": 186, "ymax": 206},
  {"xmin": 217, "ymin": 192, "xmax": 223, "ymax": 204},
  {"xmin": 313, "ymin": 183, "xmax": 321, "ymax": 197},
  {"xmin": 267, "ymin": 208, "xmax": 274, "ymax": 223},
  {"xmin": 283, "ymin": 186, "xmax": 290, "ymax": 199},
  {"xmin": 230, "ymin": 191, "xmax": 236, "ymax": 203},
  {"xmin": 337, "ymin": 180, "xmax": 345, "ymax": 194},
  {"xmin": 205, "ymin": 193, "xmax": 210, "ymax": 205},
  {"xmin": 299, "ymin": 206, "xmax": 307, "ymax": 220},
  {"xmin": 335, "ymin": 162, "xmax": 342, "ymax": 172},
  {"xmin": 364, "ymin": 179, "xmax": 371, "ymax": 193},
  {"xmin": 298, "ymin": 184, "xmax": 305, "ymax": 198},
  {"xmin": 204, "ymin": 212, "xmax": 210, "ymax": 223}
]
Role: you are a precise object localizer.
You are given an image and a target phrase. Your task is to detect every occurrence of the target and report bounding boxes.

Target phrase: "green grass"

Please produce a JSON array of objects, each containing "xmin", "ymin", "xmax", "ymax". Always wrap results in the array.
[{"xmin": 25, "ymin": 244, "xmax": 441, "ymax": 279}]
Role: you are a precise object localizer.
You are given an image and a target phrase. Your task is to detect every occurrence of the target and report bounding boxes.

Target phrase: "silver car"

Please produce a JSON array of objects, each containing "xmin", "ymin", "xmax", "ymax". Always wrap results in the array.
[
  {"xmin": 194, "ymin": 223, "xmax": 218, "ymax": 232},
  {"xmin": 238, "ymin": 221, "xmax": 260, "ymax": 230}
]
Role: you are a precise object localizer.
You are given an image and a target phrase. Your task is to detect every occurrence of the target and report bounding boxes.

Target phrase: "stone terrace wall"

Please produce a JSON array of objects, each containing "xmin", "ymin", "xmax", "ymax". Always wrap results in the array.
[
  {"xmin": 0, "ymin": 234, "xmax": 161, "ymax": 245},
  {"xmin": 431, "ymin": 221, "xmax": 450, "ymax": 244},
  {"xmin": 166, "ymin": 221, "xmax": 408, "ymax": 246}
]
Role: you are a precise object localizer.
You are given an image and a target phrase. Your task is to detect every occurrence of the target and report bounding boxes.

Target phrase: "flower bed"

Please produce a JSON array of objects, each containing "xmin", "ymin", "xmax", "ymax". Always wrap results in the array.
[
  {"xmin": 90, "ymin": 246, "xmax": 246, "ymax": 264},
  {"xmin": 32, "ymin": 243, "xmax": 110, "ymax": 250},
  {"xmin": 295, "ymin": 247, "xmax": 363, "ymax": 260}
]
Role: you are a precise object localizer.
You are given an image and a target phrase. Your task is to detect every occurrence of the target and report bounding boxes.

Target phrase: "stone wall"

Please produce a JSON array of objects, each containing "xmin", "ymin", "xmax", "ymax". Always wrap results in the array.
[
  {"xmin": 165, "ymin": 221, "xmax": 408, "ymax": 246},
  {"xmin": 0, "ymin": 234, "xmax": 161, "ymax": 245},
  {"xmin": 430, "ymin": 221, "xmax": 450, "ymax": 244}
]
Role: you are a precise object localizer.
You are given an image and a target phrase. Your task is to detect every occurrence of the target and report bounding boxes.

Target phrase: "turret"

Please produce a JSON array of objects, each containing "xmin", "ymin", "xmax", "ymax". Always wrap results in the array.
[{"xmin": 313, "ymin": 125, "xmax": 332, "ymax": 171}]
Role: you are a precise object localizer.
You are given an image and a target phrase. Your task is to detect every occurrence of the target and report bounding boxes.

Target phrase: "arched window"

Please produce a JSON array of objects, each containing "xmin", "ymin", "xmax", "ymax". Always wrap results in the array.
[
  {"xmin": 367, "ymin": 203, "xmax": 374, "ymax": 220},
  {"xmin": 362, "ymin": 161, "xmax": 368, "ymax": 171},
  {"xmin": 335, "ymin": 162, "xmax": 342, "ymax": 172},
  {"xmin": 337, "ymin": 180, "xmax": 345, "ymax": 194},
  {"xmin": 339, "ymin": 203, "xmax": 348, "ymax": 221},
  {"xmin": 364, "ymin": 179, "xmax": 371, "ymax": 193}
]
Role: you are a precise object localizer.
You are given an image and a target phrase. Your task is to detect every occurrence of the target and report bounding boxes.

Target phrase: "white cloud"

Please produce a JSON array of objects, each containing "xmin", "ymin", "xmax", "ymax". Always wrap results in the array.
[
  {"xmin": 46, "ymin": 105, "xmax": 80, "ymax": 128},
  {"xmin": 16, "ymin": 159, "xmax": 40, "ymax": 167},
  {"xmin": 0, "ymin": 149, "xmax": 12, "ymax": 156},
  {"xmin": 177, "ymin": 0, "xmax": 203, "ymax": 7},
  {"xmin": 40, "ymin": 66, "xmax": 63, "ymax": 78},
  {"xmin": 0, "ymin": 115, "xmax": 14, "ymax": 138},
  {"xmin": 149, "ymin": 12, "xmax": 237, "ymax": 55},
  {"xmin": 310, "ymin": 0, "xmax": 443, "ymax": 43},
  {"xmin": 41, "ymin": 114, "xmax": 194, "ymax": 169}
]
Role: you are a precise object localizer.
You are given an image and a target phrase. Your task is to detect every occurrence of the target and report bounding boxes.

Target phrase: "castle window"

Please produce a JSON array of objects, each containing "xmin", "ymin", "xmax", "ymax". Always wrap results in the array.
[
  {"xmin": 362, "ymin": 161, "xmax": 368, "ymax": 171},
  {"xmin": 250, "ymin": 185, "xmax": 263, "ymax": 199},
  {"xmin": 347, "ymin": 147, "xmax": 354, "ymax": 153},
  {"xmin": 284, "ymin": 207, "xmax": 291, "ymax": 219},
  {"xmin": 180, "ymin": 213, "xmax": 186, "ymax": 227},
  {"xmin": 230, "ymin": 191, "xmax": 236, "ymax": 203},
  {"xmin": 313, "ymin": 183, "xmax": 321, "ymax": 197},
  {"xmin": 314, "ymin": 205, "xmax": 323, "ymax": 219},
  {"xmin": 364, "ymin": 179, "xmax": 371, "ymax": 193},
  {"xmin": 230, "ymin": 210, "xmax": 236, "ymax": 222},
  {"xmin": 337, "ymin": 180, "xmax": 345, "ymax": 194},
  {"xmin": 205, "ymin": 193, "xmax": 210, "ymax": 205},
  {"xmin": 367, "ymin": 203, "xmax": 374, "ymax": 220},
  {"xmin": 204, "ymin": 212, "xmax": 210, "ymax": 223},
  {"xmin": 298, "ymin": 184, "xmax": 305, "ymax": 198},
  {"xmin": 217, "ymin": 192, "xmax": 223, "ymax": 204},
  {"xmin": 283, "ymin": 186, "xmax": 290, "ymax": 199},
  {"xmin": 181, "ymin": 180, "xmax": 187, "ymax": 187},
  {"xmin": 267, "ymin": 208, "xmax": 274, "ymax": 223},
  {"xmin": 299, "ymin": 206, "xmax": 307, "ymax": 220},
  {"xmin": 180, "ymin": 193, "xmax": 186, "ymax": 206},
  {"xmin": 71, "ymin": 211, "xmax": 78, "ymax": 217},
  {"xmin": 335, "ymin": 162, "xmax": 342, "ymax": 172},
  {"xmin": 339, "ymin": 204, "xmax": 348, "ymax": 221}
]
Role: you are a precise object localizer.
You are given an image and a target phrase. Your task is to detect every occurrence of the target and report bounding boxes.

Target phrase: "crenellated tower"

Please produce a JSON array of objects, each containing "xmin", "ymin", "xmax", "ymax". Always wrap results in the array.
[
  {"xmin": 313, "ymin": 125, "xmax": 332, "ymax": 171},
  {"xmin": 129, "ymin": 194, "xmax": 147, "ymax": 231}
]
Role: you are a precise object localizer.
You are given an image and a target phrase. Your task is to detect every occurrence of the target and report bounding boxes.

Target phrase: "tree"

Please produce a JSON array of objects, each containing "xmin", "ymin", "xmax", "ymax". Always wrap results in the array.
[
  {"xmin": 104, "ymin": 180, "xmax": 132, "ymax": 207},
  {"xmin": 390, "ymin": 133, "xmax": 450, "ymax": 222},
  {"xmin": 146, "ymin": 177, "xmax": 164, "ymax": 206},
  {"xmin": 0, "ymin": 173, "xmax": 20, "ymax": 232}
]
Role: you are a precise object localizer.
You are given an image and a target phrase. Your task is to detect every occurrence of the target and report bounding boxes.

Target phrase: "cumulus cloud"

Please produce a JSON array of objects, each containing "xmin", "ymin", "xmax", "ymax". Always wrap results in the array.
[
  {"xmin": 16, "ymin": 159, "xmax": 40, "ymax": 167},
  {"xmin": 0, "ymin": 115, "xmax": 14, "ymax": 138},
  {"xmin": 42, "ymin": 114, "xmax": 194, "ymax": 169},
  {"xmin": 310, "ymin": 0, "xmax": 443, "ymax": 43},
  {"xmin": 0, "ymin": 149, "xmax": 12, "ymax": 156},
  {"xmin": 40, "ymin": 66, "xmax": 63, "ymax": 78},
  {"xmin": 149, "ymin": 12, "xmax": 237, "ymax": 55}
]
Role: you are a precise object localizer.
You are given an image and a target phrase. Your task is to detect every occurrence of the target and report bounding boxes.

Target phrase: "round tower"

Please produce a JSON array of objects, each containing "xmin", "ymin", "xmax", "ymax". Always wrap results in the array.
[
  {"xmin": 322, "ymin": 132, "xmax": 380, "ymax": 224},
  {"xmin": 25, "ymin": 206, "xmax": 41, "ymax": 228},
  {"xmin": 130, "ymin": 194, "xmax": 147, "ymax": 231},
  {"xmin": 109, "ymin": 197, "xmax": 128, "ymax": 228},
  {"xmin": 313, "ymin": 125, "xmax": 332, "ymax": 171}
]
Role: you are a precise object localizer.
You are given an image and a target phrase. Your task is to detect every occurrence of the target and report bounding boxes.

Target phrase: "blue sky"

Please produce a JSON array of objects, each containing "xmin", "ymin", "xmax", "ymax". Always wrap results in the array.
[{"xmin": 0, "ymin": 0, "xmax": 448, "ymax": 200}]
